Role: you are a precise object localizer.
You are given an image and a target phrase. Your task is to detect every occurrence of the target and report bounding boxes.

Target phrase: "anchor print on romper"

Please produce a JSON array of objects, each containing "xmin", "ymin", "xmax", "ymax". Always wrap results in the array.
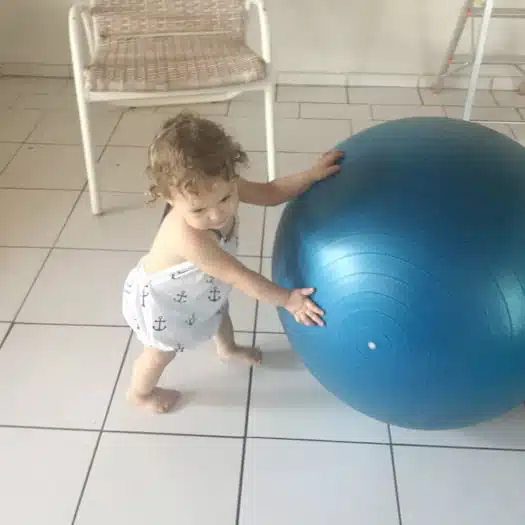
[
  {"xmin": 152, "ymin": 316, "xmax": 167, "ymax": 332},
  {"xmin": 204, "ymin": 274, "xmax": 215, "ymax": 284},
  {"xmin": 208, "ymin": 286, "xmax": 222, "ymax": 302},
  {"xmin": 171, "ymin": 269, "xmax": 186, "ymax": 280},
  {"xmin": 174, "ymin": 342, "xmax": 185, "ymax": 353},
  {"xmin": 185, "ymin": 313, "xmax": 196, "ymax": 327},
  {"xmin": 140, "ymin": 283, "xmax": 150, "ymax": 307},
  {"xmin": 124, "ymin": 280, "xmax": 133, "ymax": 294},
  {"xmin": 173, "ymin": 290, "xmax": 188, "ymax": 304}
]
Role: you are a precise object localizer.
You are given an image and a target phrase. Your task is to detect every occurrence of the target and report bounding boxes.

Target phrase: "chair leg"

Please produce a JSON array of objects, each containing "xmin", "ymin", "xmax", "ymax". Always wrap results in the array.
[
  {"xmin": 75, "ymin": 92, "xmax": 100, "ymax": 215},
  {"xmin": 264, "ymin": 85, "xmax": 276, "ymax": 181},
  {"xmin": 69, "ymin": 4, "xmax": 100, "ymax": 215}
]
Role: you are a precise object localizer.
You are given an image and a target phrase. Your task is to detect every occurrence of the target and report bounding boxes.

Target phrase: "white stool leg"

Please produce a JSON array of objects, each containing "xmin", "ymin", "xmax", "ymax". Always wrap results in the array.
[
  {"xmin": 76, "ymin": 93, "xmax": 100, "ymax": 215},
  {"xmin": 69, "ymin": 6, "xmax": 101, "ymax": 215},
  {"xmin": 264, "ymin": 84, "xmax": 276, "ymax": 181},
  {"xmin": 463, "ymin": 0, "xmax": 494, "ymax": 121}
]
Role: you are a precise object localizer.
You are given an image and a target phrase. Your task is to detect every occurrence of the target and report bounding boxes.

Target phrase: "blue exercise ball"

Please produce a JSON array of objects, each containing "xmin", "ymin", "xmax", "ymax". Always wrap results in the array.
[{"xmin": 272, "ymin": 117, "xmax": 525, "ymax": 430}]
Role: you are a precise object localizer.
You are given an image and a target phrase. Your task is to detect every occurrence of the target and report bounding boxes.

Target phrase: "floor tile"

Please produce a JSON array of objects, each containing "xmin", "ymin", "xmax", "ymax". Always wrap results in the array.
[
  {"xmin": 0, "ymin": 247, "xmax": 49, "ymax": 321},
  {"xmin": 229, "ymin": 100, "xmax": 299, "ymax": 118},
  {"xmin": 481, "ymin": 122, "xmax": 516, "ymax": 139},
  {"xmin": 0, "ymin": 77, "xmax": 69, "ymax": 95},
  {"xmin": 278, "ymin": 85, "xmax": 347, "ymax": 103},
  {"xmin": 445, "ymin": 105, "xmax": 522, "ymax": 121},
  {"xmin": 275, "ymin": 118, "xmax": 351, "ymax": 152},
  {"xmin": 239, "ymin": 439, "xmax": 398, "ymax": 525},
  {"xmin": 0, "ymin": 89, "xmax": 21, "ymax": 107},
  {"xmin": 248, "ymin": 334, "xmax": 390, "ymax": 442},
  {"xmin": 262, "ymin": 203, "xmax": 285, "ymax": 256},
  {"xmin": 0, "ymin": 322, "xmax": 9, "ymax": 343},
  {"xmin": 509, "ymin": 122, "xmax": 525, "ymax": 144},
  {"xmin": 96, "ymin": 146, "xmax": 149, "ymax": 192},
  {"xmin": 348, "ymin": 86, "xmax": 421, "ymax": 105},
  {"xmin": 18, "ymin": 249, "xmax": 140, "ymax": 325},
  {"xmin": 106, "ymin": 334, "xmax": 251, "ymax": 436},
  {"xmin": 0, "ymin": 108, "xmax": 42, "ymax": 141},
  {"xmin": 0, "ymin": 188, "xmax": 79, "ymax": 246},
  {"xmin": 256, "ymin": 259, "xmax": 282, "ymax": 333},
  {"xmin": 0, "ymin": 427, "xmax": 96, "ymax": 525},
  {"xmin": 420, "ymin": 88, "xmax": 496, "ymax": 106},
  {"xmin": 214, "ymin": 116, "xmax": 267, "ymax": 151},
  {"xmin": 28, "ymin": 106, "xmax": 122, "ymax": 146},
  {"xmin": 352, "ymin": 119, "xmax": 386, "ymax": 134},
  {"xmin": 0, "ymin": 144, "xmax": 95, "ymax": 189},
  {"xmin": 0, "ymin": 324, "xmax": 129, "ymax": 428},
  {"xmin": 276, "ymin": 151, "xmax": 320, "ymax": 174},
  {"xmin": 238, "ymin": 201, "xmax": 264, "ymax": 256},
  {"xmin": 230, "ymin": 256, "xmax": 259, "ymax": 332},
  {"xmin": 217, "ymin": 115, "xmax": 348, "ymax": 153},
  {"xmin": 109, "ymin": 110, "xmax": 167, "ymax": 147},
  {"xmin": 75, "ymin": 433, "xmax": 242, "ymax": 525},
  {"xmin": 391, "ymin": 405, "xmax": 525, "ymax": 450},
  {"xmin": 300, "ymin": 102, "xmax": 370, "ymax": 120},
  {"xmin": 240, "ymin": 151, "xmax": 319, "ymax": 183},
  {"xmin": 0, "ymin": 142, "xmax": 20, "ymax": 172},
  {"xmin": 372, "ymin": 104, "xmax": 445, "ymax": 120},
  {"xmin": 56, "ymin": 192, "xmax": 164, "ymax": 251},
  {"xmin": 13, "ymin": 89, "xmax": 78, "ymax": 110},
  {"xmin": 394, "ymin": 446, "xmax": 525, "ymax": 525},
  {"xmin": 234, "ymin": 90, "xmax": 267, "ymax": 102},
  {"xmin": 493, "ymin": 89, "xmax": 525, "ymax": 107},
  {"xmin": 239, "ymin": 151, "xmax": 269, "ymax": 182},
  {"xmin": 156, "ymin": 101, "xmax": 229, "ymax": 116}
]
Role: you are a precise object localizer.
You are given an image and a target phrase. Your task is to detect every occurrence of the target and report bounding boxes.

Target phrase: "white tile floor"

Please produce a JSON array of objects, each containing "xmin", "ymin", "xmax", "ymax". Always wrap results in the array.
[{"xmin": 1, "ymin": 76, "xmax": 525, "ymax": 525}]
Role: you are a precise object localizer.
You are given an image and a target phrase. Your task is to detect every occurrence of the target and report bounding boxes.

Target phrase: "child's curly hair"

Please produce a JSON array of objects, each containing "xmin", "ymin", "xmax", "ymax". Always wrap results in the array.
[{"xmin": 146, "ymin": 111, "xmax": 248, "ymax": 201}]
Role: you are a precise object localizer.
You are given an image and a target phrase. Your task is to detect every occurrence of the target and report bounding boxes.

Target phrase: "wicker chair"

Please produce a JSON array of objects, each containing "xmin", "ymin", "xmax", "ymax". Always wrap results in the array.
[{"xmin": 68, "ymin": 0, "xmax": 275, "ymax": 215}]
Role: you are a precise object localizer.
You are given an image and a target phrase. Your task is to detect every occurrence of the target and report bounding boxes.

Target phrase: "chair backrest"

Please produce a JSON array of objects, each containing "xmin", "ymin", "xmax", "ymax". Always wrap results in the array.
[{"xmin": 91, "ymin": 0, "xmax": 246, "ymax": 38}]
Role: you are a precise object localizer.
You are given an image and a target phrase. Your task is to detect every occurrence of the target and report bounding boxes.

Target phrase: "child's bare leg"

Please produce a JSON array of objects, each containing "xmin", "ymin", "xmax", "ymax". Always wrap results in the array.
[
  {"xmin": 126, "ymin": 346, "xmax": 180, "ymax": 413},
  {"xmin": 214, "ymin": 309, "xmax": 262, "ymax": 365}
]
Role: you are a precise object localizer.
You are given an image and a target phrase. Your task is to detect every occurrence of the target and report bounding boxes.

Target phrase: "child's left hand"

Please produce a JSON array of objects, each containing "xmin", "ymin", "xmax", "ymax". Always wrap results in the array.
[{"xmin": 310, "ymin": 150, "xmax": 343, "ymax": 182}]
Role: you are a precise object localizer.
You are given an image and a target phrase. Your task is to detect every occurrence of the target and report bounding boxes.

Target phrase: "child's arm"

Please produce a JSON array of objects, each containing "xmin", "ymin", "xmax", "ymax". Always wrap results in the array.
[
  {"xmin": 238, "ymin": 150, "xmax": 343, "ymax": 206},
  {"xmin": 177, "ymin": 226, "xmax": 324, "ymax": 326}
]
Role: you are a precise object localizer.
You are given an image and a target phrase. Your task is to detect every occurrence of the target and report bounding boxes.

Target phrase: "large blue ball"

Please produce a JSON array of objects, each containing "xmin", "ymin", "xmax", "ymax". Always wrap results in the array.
[{"xmin": 272, "ymin": 117, "xmax": 525, "ymax": 430}]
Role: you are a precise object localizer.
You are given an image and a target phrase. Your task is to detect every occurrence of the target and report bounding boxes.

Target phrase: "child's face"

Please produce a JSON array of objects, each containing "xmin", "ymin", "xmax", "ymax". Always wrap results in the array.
[{"xmin": 172, "ymin": 178, "xmax": 239, "ymax": 231}]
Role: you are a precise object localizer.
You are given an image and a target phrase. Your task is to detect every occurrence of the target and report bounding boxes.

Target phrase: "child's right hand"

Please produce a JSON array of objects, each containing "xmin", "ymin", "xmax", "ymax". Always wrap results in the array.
[{"xmin": 285, "ymin": 288, "xmax": 325, "ymax": 326}]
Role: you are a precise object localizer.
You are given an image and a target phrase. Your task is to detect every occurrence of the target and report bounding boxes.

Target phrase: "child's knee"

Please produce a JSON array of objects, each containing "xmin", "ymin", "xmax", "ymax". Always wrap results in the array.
[{"xmin": 141, "ymin": 346, "xmax": 176, "ymax": 368}]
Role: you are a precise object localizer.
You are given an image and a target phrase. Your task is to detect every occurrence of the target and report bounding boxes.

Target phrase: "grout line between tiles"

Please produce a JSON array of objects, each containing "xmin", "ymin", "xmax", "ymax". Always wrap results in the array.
[
  {"xmin": 0, "ymin": 187, "xmax": 82, "ymax": 192},
  {"xmin": 234, "ymin": 363, "xmax": 253, "ymax": 525},
  {"xmin": 416, "ymin": 86, "xmax": 424, "ymax": 106},
  {"xmin": 388, "ymin": 425, "xmax": 404, "ymax": 525},
  {"xmin": 70, "ymin": 330, "xmax": 133, "ymax": 525},
  {"xmin": 10, "ymin": 189, "xmax": 86, "ymax": 323},
  {"xmin": 234, "ymin": 204, "xmax": 267, "ymax": 524},
  {"xmin": 10, "ymin": 247, "xmax": 54, "ymax": 323},
  {"xmin": 0, "ymin": 141, "xmax": 24, "ymax": 178},
  {"xmin": 0, "ymin": 424, "xmax": 100, "ymax": 433},
  {"xmin": 0, "ymin": 420, "xmax": 524, "ymax": 453},
  {"xmin": 103, "ymin": 429, "xmax": 244, "ymax": 439},
  {"xmin": 0, "ymin": 321, "xmax": 14, "ymax": 351}
]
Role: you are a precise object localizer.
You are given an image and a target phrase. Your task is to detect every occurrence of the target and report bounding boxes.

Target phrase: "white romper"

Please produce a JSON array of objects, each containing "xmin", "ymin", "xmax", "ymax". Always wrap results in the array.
[{"xmin": 122, "ymin": 220, "xmax": 239, "ymax": 352}]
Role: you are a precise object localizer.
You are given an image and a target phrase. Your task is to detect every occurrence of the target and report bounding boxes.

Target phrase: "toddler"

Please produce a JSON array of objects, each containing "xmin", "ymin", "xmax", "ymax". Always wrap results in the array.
[{"xmin": 122, "ymin": 111, "xmax": 342, "ymax": 413}]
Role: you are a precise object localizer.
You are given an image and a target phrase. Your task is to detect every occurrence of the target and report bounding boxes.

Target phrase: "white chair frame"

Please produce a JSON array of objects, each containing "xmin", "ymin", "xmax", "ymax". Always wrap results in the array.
[{"xmin": 68, "ymin": 0, "xmax": 276, "ymax": 215}]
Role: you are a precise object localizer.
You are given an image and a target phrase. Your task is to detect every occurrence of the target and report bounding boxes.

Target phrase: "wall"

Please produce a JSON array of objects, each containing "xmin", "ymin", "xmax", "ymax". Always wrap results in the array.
[{"xmin": 0, "ymin": 0, "xmax": 524, "ymax": 83}]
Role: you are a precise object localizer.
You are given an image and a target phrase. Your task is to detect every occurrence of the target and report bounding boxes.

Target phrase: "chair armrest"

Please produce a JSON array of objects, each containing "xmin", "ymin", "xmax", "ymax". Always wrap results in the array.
[{"xmin": 245, "ymin": 0, "xmax": 271, "ymax": 63}]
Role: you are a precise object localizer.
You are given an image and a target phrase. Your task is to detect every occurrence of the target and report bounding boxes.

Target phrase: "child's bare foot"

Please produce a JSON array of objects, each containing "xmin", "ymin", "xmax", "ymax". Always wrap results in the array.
[
  {"xmin": 217, "ymin": 344, "xmax": 262, "ymax": 365},
  {"xmin": 127, "ymin": 387, "xmax": 181, "ymax": 413}
]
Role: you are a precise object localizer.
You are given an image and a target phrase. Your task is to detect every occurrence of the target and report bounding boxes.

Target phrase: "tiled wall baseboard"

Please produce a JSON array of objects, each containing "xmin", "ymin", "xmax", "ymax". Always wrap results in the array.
[
  {"xmin": 278, "ymin": 71, "xmax": 524, "ymax": 91},
  {"xmin": 1, "ymin": 62, "xmax": 523, "ymax": 91}
]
